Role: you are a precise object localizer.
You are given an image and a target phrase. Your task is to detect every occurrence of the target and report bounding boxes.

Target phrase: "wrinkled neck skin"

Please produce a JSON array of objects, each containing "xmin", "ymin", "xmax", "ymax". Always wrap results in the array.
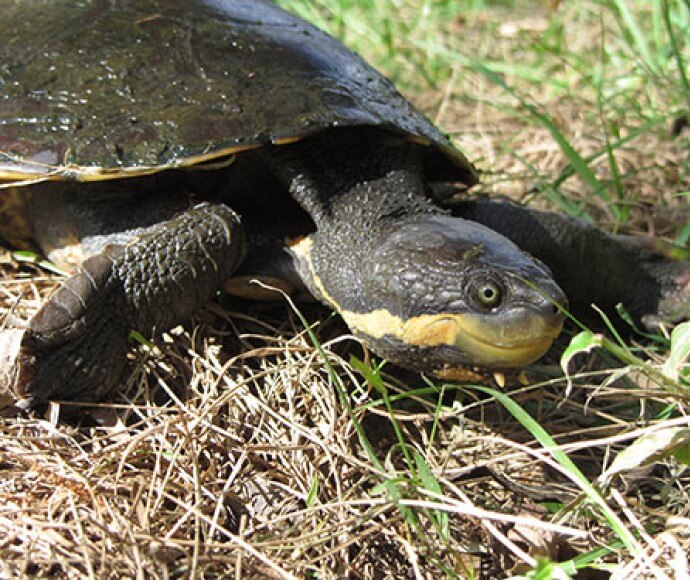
[
  {"xmin": 268, "ymin": 129, "xmax": 566, "ymax": 374},
  {"xmin": 268, "ymin": 129, "xmax": 440, "ymax": 311}
]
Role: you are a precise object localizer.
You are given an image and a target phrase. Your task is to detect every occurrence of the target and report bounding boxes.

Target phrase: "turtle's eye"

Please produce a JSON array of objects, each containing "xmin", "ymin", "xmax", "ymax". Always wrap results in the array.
[{"xmin": 470, "ymin": 278, "xmax": 503, "ymax": 309}]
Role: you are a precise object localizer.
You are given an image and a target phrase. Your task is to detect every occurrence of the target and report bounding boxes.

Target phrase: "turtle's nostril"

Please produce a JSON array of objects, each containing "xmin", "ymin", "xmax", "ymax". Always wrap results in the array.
[
  {"xmin": 537, "ymin": 285, "xmax": 568, "ymax": 323},
  {"xmin": 549, "ymin": 291, "xmax": 568, "ymax": 321},
  {"xmin": 550, "ymin": 301, "xmax": 566, "ymax": 322}
]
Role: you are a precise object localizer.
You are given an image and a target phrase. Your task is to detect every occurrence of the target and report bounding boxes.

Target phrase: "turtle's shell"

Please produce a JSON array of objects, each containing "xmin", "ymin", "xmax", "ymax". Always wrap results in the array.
[{"xmin": 0, "ymin": 0, "xmax": 476, "ymax": 185}]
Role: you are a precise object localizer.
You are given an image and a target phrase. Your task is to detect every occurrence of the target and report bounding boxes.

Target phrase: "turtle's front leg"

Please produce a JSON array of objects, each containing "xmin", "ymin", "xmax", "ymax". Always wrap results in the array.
[
  {"xmin": 453, "ymin": 199, "xmax": 690, "ymax": 329},
  {"xmin": 15, "ymin": 203, "xmax": 245, "ymax": 404}
]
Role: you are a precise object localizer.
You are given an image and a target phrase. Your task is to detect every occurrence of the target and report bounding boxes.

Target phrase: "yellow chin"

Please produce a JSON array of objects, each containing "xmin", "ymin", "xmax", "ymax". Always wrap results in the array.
[
  {"xmin": 402, "ymin": 313, "xmax": 560, "ymax": 367},
  {"xmin": 342, "ymin": 309, "xmax": 562, "ymax": 368}
]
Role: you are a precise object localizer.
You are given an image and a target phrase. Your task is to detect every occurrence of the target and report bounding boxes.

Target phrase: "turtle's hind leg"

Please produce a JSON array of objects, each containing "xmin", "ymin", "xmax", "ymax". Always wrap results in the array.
[
  {"xmin": 610, "ymin": 234, "xmax": 690, "ymax": 329},
  {"xmin": 15, "ymin": 203, "xmax": 245, "ymax": 404}
]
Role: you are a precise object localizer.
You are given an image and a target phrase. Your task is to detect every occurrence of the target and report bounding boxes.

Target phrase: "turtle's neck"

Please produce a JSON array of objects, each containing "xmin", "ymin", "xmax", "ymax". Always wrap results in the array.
[
  {"xmin": 263, "ymin": 128, "xmax": 441, "ymax": 232},
  {"xmin": 266, "ymin": 128, "xmax": 444, "ymax": 316}
]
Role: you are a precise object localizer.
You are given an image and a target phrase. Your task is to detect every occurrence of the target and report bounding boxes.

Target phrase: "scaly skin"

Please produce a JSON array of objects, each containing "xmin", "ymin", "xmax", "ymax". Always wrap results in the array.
[
  {"xmin": 13, "ymin": 134, "xmax": 690, "ymax": 405},
  {"xmin": 268, "ymin": 131, "xmax": 567, "ymax": 374},
  {"xmin": 454, "ymin": 199, "xmax": 690, "ymax": 329},
  {"xmin": 16, "ymin": 204, "xmax": 245, "ymax": 404},
  {"xmin": 13, "ymin": 133, "xmax": 567, "ymax": 404}
]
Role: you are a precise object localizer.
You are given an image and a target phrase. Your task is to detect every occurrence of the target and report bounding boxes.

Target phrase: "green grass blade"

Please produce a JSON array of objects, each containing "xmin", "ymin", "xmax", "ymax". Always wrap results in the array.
[
  {"xmin": 466, "ymin": 385, "xmax": 639, "ymax": 553},
  {"xmin": 465, "ymin": 60, "xmax": 608, "ymax": 203},
  {"xmin": 412, "ymin": 448, "xmax": 450, "ymax": 540},
  {"xmin": 662, "ymin": 0, "xmax": 690, "ymax": 114},
  {"xmin": 12, "ymin": 250, "xmax": 69, "ymax": 277},
  {"xmin": 613, "ymin": 0, "xmax": 659, "ymax": 74}
]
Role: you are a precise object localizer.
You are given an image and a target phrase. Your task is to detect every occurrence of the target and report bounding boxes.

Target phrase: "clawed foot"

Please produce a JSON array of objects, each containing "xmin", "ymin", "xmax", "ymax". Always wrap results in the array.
[
  {"xmin": 15, "ymin": 251, "xmax": 132, "ymax": 404},
  {"xmin": 615, "ymin": 235, "xmax": 690, "ymax": 331},
  {"xmin": 642, "ymin": 269, "xmax": 690, "ymax": 331},
  {"xmin": 13, "ymin": 203, "xmax": 245, "ymax": 405}
]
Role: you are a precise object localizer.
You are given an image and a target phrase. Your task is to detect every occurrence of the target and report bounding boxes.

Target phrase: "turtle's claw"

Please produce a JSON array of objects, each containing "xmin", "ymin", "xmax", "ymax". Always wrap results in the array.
[
  {"xmin": 644, "ymin": 273, "xmax": 690, "ymax": 331},
  {"xmin": 607, "ymin": 234, "xmax": 690, "ymax": 331},
  {"xmin": 14, "ymin": 203, "xmax": 244, "ymax": 405},
  {"xmin": 15, "ymin": 252, "xmax": 131, "ymax": 403}
]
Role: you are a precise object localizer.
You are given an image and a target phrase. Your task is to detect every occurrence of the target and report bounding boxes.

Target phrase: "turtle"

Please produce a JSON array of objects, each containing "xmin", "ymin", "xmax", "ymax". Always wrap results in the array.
[{"xmin": 0, "ymin": 0, "xmax": 688, "ymax": 405}]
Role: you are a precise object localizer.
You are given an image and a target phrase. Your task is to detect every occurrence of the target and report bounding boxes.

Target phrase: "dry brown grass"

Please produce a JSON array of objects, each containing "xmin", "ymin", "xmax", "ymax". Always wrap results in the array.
[
  {"xmin": 1, "ymin": 270, "xmax": 689, "ymax": 576},
  {"xmin": 2, "ymin": 1, "xmax": 690, "ymax": 578}
]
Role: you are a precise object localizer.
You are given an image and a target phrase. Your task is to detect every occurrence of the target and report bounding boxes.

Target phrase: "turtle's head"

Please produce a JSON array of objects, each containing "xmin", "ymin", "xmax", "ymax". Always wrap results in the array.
[{"xmin": 343, "ymin": 215, "xmax": 567, "ymax": 375}]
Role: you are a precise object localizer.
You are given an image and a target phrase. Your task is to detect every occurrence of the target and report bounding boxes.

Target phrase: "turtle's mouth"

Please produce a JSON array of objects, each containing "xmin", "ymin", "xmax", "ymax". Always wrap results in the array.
[
  {"xmin": 400, "ymin": 310, "xmax": 563, "ymax": 368},
  {"xmin": 341, "ymin": 305, "xmax": 563, "ymax": 369}
]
